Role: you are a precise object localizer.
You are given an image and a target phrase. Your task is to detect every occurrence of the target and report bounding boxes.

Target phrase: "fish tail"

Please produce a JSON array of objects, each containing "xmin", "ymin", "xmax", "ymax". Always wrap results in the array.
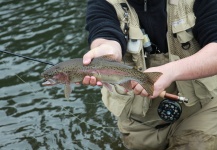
[{"xmin": 139, "ymin": 72, "xmax": 162, "ymax": 95}]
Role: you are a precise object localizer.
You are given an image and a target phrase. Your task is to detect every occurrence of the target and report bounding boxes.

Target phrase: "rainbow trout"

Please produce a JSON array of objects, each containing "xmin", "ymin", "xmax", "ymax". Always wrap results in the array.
[{"xmin": 41, "ymin": 58, "xmax": 162, "ymax": 99}]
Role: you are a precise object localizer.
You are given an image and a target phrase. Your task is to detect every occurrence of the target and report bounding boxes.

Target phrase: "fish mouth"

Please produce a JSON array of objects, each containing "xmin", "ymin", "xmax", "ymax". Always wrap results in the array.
[{"xmin": 42, "ymin": 78, "xmax": 57, "ymax": 86}]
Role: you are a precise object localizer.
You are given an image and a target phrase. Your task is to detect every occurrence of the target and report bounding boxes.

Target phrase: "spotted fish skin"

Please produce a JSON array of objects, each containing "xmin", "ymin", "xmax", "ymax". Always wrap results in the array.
[{"xmin": 41, "ymin": 58, "xmax": 162, "ymax": 99}]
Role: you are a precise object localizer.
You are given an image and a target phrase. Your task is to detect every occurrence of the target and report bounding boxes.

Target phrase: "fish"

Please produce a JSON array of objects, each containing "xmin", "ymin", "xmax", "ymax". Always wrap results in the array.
[{"xmin": 41, "ymin": 58, "xmax": 162, "ymax": 99}]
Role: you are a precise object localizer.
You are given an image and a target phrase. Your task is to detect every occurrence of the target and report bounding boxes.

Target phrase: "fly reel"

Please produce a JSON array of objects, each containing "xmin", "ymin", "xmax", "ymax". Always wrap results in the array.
[{"xmin": 157, "ymin": 99, "xmax": 182, "ymax": 123}]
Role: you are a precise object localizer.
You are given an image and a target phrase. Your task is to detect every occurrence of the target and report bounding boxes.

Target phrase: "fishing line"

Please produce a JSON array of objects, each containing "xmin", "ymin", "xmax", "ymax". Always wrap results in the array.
[
  {"xmin": 0, "ymin": 49, "xmax": 119, "ymax": 130},
  {"xmin": 16, "ymin": 73, "xmax": 116, "ymax": 129},
  {"xmin": 0, "ymin": 49, "xmax": 54, "ymax": 66},
  {"xmin": 16, "ymin": 71, "xmax": 116, "ymax": 129},
  {"xmin": 15, "ymin": 74, "xmax": 34, "ymax": 90},
  {"xmin": 15, "ymin": 74, "xmax": 26, "ymax": 83},
  {"xmin": 0, "ymin": 16, "xmax": 116, "ymax": 136},
  {"xmin": 0, "ymin": 49, "xmax": 51, "ymax": 90},
  {"xmin": 61, "ymin": 106, "xmax": 118, "ymax": 129},
  {"xmin": 15, "ymin": 71, "xmax": 165, "ymax": 129}
]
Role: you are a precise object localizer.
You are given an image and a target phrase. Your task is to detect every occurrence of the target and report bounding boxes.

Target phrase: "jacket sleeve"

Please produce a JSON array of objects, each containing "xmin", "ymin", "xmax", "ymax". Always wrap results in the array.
[
  {"xmin": 85, "ymin": 0, "xmax": 127, "ymax": 55},
  {"xmin": 193, "ymin": 0, "xmax": 217, "ymax": 47}
]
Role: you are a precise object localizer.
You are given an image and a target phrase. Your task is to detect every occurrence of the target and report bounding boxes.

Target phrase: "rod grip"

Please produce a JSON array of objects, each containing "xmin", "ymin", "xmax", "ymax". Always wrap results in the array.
[
  {"xmin": 160, "ymin": 91, "xmax": 178, "ymax": 101},
  {"xmin": 159, "ymin": 91, "xmax": 188, "ymax": 103}
]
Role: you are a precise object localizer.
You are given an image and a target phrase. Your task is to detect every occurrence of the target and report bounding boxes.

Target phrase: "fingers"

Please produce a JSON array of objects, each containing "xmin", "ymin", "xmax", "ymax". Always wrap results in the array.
[
  {"xmin": 134, "ymin": 85, "xmax": 149, "ymax": 97},
  {"xmin": 132, "ymin": 82, "xmax": 165, "ymax": 99},
  {"xmin": 82, "ymin": 76, "xmax": 102, "ymax": 86},
  {"xmin": 131, "ymin": 81, "xmax": 149, "ymax": 97},
  {"xmin": 83, "ymin": 76, "xmax": 96, "ymax": 86}
]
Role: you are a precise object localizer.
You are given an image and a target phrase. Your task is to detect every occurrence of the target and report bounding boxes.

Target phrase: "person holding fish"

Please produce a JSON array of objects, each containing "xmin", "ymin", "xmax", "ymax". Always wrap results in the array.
[{"xmin": 81, "ymin": 0, "xmax": 217, "ymax": 149}]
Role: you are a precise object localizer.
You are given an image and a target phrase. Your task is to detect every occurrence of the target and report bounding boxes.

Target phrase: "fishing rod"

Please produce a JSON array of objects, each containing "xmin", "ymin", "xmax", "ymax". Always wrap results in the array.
[{"xmin": 0, "ymin": 49, "xmax": 54, "ymax": 66}]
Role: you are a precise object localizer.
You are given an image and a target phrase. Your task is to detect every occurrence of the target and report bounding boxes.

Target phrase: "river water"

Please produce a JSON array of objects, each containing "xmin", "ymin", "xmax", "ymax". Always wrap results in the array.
[{"xmin": 0, "ymin": 0, "xmax": 125, "ymax": 149}]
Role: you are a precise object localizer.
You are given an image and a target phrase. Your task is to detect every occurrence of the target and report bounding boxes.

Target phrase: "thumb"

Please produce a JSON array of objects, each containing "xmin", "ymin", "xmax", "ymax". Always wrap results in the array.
[{"xmin": 83, "ymin": 48, "xmax": 97, "ymax": 65}]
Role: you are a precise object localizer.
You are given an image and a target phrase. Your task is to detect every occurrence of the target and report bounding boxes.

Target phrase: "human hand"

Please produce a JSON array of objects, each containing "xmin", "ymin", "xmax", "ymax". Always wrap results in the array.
[
  {"xmin": 132, "ymin": 63, "xmax": 176, "ymax": 98},
  {"xmin": 82, "ymin": 38, "xmax": 122, "ymax": 86}
]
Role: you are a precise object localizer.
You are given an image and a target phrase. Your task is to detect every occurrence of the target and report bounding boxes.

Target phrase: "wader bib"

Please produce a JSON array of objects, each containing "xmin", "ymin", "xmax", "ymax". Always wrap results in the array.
[{"xmin": 102, "ymin": 0, "xmax": 217, "ymax": 149}]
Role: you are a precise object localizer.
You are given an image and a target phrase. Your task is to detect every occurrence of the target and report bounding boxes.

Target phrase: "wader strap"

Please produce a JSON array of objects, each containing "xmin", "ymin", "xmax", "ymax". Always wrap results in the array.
[
  {"xmin": 106, "ymin": 0, "xmax": 147, "ymax": 71},
  {"xmin": 120, "ymin": 3, "xmax": 129, "ymax": 40}
]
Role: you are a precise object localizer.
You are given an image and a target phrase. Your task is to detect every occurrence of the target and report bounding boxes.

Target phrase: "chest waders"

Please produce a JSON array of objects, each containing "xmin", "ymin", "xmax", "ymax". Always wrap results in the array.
[{"xmin": 101, "ymin": 0, "xmax": 217, "ymax": 149}]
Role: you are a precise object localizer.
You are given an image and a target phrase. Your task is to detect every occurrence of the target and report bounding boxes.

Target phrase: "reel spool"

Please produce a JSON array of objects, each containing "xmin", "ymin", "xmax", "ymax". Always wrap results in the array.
[{"xmin": 157, "ymin": 99, "xmax": 182, "ymax": 123}]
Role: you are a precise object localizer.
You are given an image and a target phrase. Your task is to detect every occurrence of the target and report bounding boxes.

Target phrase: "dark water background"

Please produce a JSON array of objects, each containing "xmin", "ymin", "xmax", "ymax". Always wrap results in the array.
[{"xmin": 0, "ymin": 0, "xmax": 125, "ymax": 149}]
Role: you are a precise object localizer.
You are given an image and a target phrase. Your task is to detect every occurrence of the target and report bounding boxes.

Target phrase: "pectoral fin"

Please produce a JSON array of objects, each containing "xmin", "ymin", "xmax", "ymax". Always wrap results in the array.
[{"xmin": 64, "ymin": 83, "xmax": 72, "ymax": 100}]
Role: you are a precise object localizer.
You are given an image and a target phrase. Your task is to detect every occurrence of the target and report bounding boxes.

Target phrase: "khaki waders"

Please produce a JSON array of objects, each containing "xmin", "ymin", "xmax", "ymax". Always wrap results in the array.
[
  {"xmin": 102, "ymin": 0, "xmax": 217, "ymax": 149},
  {"xmin": 102, "ymin": 53, "xmax": 217, "ymax": 150}
]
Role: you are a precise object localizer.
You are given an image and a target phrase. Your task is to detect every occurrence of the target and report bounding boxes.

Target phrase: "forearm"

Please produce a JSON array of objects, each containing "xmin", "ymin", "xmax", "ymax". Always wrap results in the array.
[
  {"xmin": 168, "ymin": 42, "xmax": 217, "ymax": 81},
  {"xmin": 139, "ymin": 42, "xmax": 217, "ymax": 98}
]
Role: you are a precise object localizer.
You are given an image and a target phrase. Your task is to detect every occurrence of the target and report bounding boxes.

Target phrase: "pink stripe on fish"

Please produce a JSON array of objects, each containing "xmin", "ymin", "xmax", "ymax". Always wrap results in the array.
[{"xmin": 80, "ymin": 69, "xmax": 129, "ymax": 76}]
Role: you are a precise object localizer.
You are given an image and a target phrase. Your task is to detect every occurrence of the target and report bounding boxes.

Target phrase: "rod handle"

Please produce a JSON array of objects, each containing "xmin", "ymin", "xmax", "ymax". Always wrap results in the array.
[{"xmin": 159, "ymin": 91, "xmax": 188, "ymax": 103}]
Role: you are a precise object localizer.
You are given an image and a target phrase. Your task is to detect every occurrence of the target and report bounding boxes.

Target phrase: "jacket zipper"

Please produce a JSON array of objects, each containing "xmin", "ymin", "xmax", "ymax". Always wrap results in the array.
[{"xmin": 144, "ymin": 0, "xmax": 147, "ymax": 12}]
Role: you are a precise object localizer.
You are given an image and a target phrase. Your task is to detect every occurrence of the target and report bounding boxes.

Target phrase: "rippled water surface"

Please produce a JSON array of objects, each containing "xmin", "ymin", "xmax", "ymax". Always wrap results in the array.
[{"xmin": 0, "ymin": 0, "xmax": 125, "ymax": 149}]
